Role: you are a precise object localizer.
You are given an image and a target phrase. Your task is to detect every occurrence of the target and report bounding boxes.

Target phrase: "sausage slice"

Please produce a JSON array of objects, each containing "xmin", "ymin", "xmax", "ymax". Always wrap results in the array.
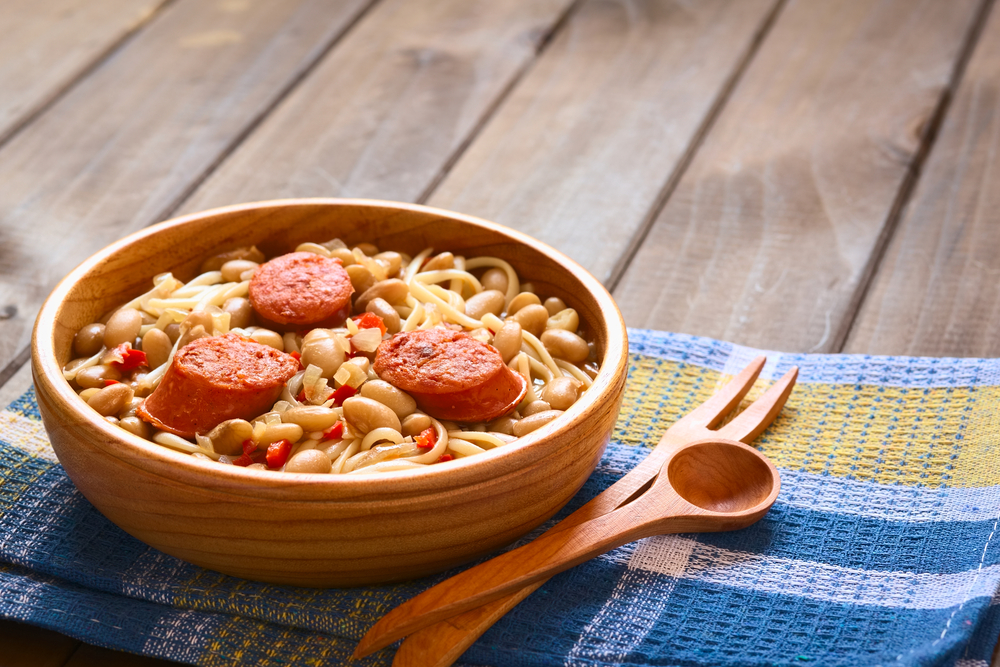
[
  {"xmin": 373, "ymin": 328, "xmax": 527, "ymax": 422},
  {"xmin": 137, "ymin": 333, "xmax": 299, "ymax": 437},
  {"xmin": 248, "ymin": 251, "xmax": 353, "ymax": 331}
]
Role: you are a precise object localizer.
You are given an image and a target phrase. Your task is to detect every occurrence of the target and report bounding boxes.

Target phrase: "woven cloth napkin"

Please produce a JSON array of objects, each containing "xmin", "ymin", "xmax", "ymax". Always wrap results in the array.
[{"xmin": 2, "ymin": 329, "xmax": 1000, "ymax": 667}]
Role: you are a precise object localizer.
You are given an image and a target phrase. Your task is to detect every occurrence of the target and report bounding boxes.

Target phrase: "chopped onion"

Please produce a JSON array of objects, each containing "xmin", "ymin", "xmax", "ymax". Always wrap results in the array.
[{"xmin": 351, "ymin": 327, "xmax": 382, "ymax": 353}]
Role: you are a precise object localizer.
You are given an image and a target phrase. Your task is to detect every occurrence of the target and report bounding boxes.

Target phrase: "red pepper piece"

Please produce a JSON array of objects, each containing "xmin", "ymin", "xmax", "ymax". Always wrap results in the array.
[
  {"xmin": 296, "ymin": 389, "xmax": 307, "ymax": 403},
  {"xmin": 266, "ymin": 439, "xmax": 292, "ymax": 469},
  {"xmin": 438, "ymin": 454, "xmax": 454, "ymax": 463},
  {"xmin": 232, "ymin": 453, "xmax": 254, "ymax": 467},
  {"xmin": 323, "ymin": 421, "xmax": 344, "ymax": 440},
  {"xmin": 103, "ymin": 379, "xmax": 120, "ymax": 387},
  {"xmin": 289, "ymin": 351, "xmax": 303, "ymax": 368},
  {"xmin": 109, "ymin": 343, "xmax": 148, "ymax": 371},
  {"xmin": 242, "ymin": 439, "xmax": 256, "ymax": 456},
  {"xmin": 352, "ymin": 312, "xmax": 386, "ymax": 336},
  {"xmin": 415, "ymin": 427, "xmax": 437, "ymax": 450},
  {"xmin": 330, "ymin": 384, "xmax": 357, "ymax": 406}
]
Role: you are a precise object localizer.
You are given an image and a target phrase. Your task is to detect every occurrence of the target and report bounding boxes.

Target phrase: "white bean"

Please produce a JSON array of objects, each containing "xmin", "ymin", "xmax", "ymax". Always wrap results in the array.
[
  {"xmin": 540, "ymin": 329, "xmax": 589, "ymax": 363},
  {"xmin": 541, "ymin": 377, "xmax": 581, "ymax": 411},
  {"xmin": 366, "ymin": 298, "xmax": 401, "ymax": 334},
  {"xmin": 401, "ymin": 413, "xmax": 432, "ymax": 437},
  {"xmin": 480, "ymin": 268, "xmax": 508, "ymax": 294},
  {"xmin": 492, "ymin": 321, "xmax": 522, "ymax": 363},
  {"xmin": 521, "ymin": 400, "xmax": 551, "ymax": 416},
  {"xmin": 74, "ymin": 323, "xmax": 106, "ymax": 357},
  {"xmin": 104, "ymin": 309, "xmax": 142, "ymax": 347},
  {"xmin": 543, "ymin": 297, "xmax": 567, "ymax": 316},
  {"xmin": 285, "ymin": 449, "xmax": 332, "ymax": 474},
  {"xmin": 356, "ymin": 279, "xmax": 409, "ymax": 311},
  {"xmin": 87, "ymin": 383, "xmax": 133, "ymax": 417},
  {"xmin": 342, "ymin": 396, "xmax": 401, "ymax": 434},
  {"xmin": 141, "ymin": 327, "xmax": 172, "ymax": 370},
  {"xmin": 465, "ymin": 290, "xmax": 505, "ymax": 320},
  {"xmin": 206, "ymin": 419, "xmax": 254, "ymax": 456},
  {"xmin": 360, "ymin": 380, "xmax": 416, "ymax": 419},
  {"xmin": 513, "ymin": 304, "xmax": 548, "ymax": 338},
  {"xmin": 249, "ymin": 328, "xmax": 284, "ymax": 350}
]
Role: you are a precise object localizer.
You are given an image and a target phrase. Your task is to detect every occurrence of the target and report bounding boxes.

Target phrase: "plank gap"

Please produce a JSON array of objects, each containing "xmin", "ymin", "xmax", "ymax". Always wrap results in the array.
[
  {"xmin": 833, "ymin": 0, "xmax": 997, "ymax": 353},
  {"xmin": 0, "ymin": 345, "xmax": 30, "ymax": 404},
  {"xmin": 604, "ymin": 0, "xmax": 788, "ymax": 294},
  {"xmin": 415, "ymin": 0, "xmax": 584, "ymax": 205}
]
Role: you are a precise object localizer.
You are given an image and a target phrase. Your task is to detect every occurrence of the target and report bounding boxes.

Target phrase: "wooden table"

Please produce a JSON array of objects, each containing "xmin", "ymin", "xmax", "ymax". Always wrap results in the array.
[{"xmin": 2, "ymin": 0, "xmax": 999, "ymax": 664}]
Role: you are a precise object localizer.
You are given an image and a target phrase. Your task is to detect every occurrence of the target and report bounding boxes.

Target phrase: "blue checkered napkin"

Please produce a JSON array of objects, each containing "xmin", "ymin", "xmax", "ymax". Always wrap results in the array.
[{"xmin": 2, "ymin": 329, "xmax": 1000, "ymax": 666}]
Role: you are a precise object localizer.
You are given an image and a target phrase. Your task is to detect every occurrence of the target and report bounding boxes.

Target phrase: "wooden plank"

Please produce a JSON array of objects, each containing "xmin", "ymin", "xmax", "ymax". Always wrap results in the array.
[
  {"xmin": 0, "ymin": 0, "xmax": 167, "ymax": 145},
  {"xmin": 0, "ymin": 0, "xmax": 374, "ymax": 385},
  {"xmin": 0, "ymin": 357, "xmax": 31, "ymax": 409},
  {"xmin": 428, "ymin": 0, "xmax": 781, "ymax": 284},
  {"xmin": 845, "ymin": 3, "xmax": 1000, "ymax": 357},
  {"xmin": 177, "ymin": 0, "xmax": 575, "ymax": 212},
  {"xmin": 0, "ymin": 619, "xmax": 77, "ymax": 667},
  {"xmin": 612, "ymin": 0, "xmax": 985, "ymax": 352}
]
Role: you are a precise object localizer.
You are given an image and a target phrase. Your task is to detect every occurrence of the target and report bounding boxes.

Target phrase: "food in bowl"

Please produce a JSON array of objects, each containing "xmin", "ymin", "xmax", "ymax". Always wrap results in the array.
[
  {"xmin": 61, "ymin": 237, "xmax": 600, "ymax": 475},
  {"xmin": 33, "ymin": 199, "xmax": 627, "ymax": 586}
]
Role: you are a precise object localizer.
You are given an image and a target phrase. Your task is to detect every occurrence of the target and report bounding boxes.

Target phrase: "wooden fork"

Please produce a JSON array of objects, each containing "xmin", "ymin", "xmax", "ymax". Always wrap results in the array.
[{"xmin": 354, "ymin": 356, "xmax": 798, "ymax": 665}]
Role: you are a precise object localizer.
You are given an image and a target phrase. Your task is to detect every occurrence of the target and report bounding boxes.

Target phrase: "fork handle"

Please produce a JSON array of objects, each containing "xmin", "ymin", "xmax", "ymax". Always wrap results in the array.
[
  {"xmin": 353, "ymin": 491, "xmax": 686, "ymax": 658},
  {"xmin": 391, "ymin": 583, "xmax": 543, "ymax": 667}
]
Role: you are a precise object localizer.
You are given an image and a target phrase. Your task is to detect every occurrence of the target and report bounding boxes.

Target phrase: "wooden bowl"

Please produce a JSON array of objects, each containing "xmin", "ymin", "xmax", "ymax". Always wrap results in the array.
[{"xmin": 30, "ymin": 199, "xmax": 628, "ymax": 587}]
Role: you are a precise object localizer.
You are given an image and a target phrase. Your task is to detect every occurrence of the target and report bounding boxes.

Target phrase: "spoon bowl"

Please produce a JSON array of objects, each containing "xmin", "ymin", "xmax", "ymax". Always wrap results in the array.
[{"xmin": 667, "ymin": 439, "xmax": 779, "ymax": 515}]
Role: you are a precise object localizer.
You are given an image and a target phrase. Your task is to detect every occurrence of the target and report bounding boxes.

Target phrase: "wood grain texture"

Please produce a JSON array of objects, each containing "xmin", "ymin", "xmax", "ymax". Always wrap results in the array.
[
  {"xmin": 176, "ymin": 0, "xmax": 573, "ymax": 213},
  {"xmin": 0, "ymin": 619, "xmax": 77, "ymax": 667},
  {"xmin": 427, "ymin": 0, "xmax": 780, "ymax": 284},
  {"xmin": 613, "ymin": 0, "xmax": 984, "ymax": 351},
  {"xmin": 0, "ymin": 0, "xmax": 166, "ymax": 145},
  {"xmin": 0, "ymin": 358, "xmax": 31, "ymax": 409},
  {"xmin": 845, "ymin": 3, "xmax": 1000, "ymax": 356},
  {"xmin": 31, "ymin": 200, "xmax": 628, "ymax": 587},
  {"xmin": 0, "ymin": 0, "xmax": 373, "ymax": 384}
]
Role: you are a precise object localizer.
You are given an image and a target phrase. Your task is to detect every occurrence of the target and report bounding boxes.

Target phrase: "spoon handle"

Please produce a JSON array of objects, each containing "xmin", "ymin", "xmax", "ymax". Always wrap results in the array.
[{"xmin": 354, "ymin": 487, "xmax": 690, "ymax": 658}]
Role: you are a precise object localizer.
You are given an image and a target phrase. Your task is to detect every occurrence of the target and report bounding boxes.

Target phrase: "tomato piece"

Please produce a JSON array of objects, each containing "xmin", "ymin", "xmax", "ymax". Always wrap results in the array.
[
  {"xmin": 323, "ymin": 421, "xmax": 344, "ymax": 440},
  {"xmin": 438, "ymin": 454, "xmax": 454, "ymax": 463},
  {"xmin": 352, "ymin": 312, "xmax": 387, "ymax": 336},
  {"xmin": 290, "ymin": 351, "xmax": 303, "ymax": 368},
  {"xmin": 241, "ymin": 439, "xmax": 256, "ymax": 456},
  {"xmin": 415, "ymin": 427, "xmax": 437, "ymax": 450},
  {"xmin": 266, "ymin": 439, "xmax": 292, "ymax": 469},
  {"xmin": 103, "ymin": 379, "xmax": 120, "ymax": 387},
  {"xmin": 331, "ymin": 384, "xmax": 357, "ymax": 406}
]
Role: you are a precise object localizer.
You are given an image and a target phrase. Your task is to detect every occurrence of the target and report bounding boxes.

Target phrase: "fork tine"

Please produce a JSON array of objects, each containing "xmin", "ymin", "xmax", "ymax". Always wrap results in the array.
[
  {"xmin": 671, "ymin": 356, "xmax": 766, "ymax": 431},
  {"xmin": 714, "ymin": 366, "xmax": 798, "ymax": 443}
]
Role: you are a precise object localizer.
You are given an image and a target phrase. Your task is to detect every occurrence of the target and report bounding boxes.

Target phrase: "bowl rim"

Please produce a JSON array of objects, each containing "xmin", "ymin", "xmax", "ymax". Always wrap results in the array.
[{"xmin": 31, "ymin": 198, "xmax": 629, "ymax": 499}]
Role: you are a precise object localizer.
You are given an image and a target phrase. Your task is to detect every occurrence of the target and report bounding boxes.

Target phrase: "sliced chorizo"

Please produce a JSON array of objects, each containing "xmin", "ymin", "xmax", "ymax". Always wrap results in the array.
[
  {"xmin": 137, "ymin": 333, "xmax": 300, "ymax": 437},
  {"xmin": 373, "ymin": 328, "xmax": 526, "ymax": 422},
  {"xmin": 248, "ymin": 251, "xmax": 353, "ymax": 331}
]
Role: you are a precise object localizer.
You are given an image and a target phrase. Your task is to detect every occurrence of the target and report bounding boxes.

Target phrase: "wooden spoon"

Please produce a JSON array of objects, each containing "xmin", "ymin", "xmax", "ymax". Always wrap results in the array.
[{"xmin": 355, "ymin": 437, "xmax": 780, "ymax": 656}]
